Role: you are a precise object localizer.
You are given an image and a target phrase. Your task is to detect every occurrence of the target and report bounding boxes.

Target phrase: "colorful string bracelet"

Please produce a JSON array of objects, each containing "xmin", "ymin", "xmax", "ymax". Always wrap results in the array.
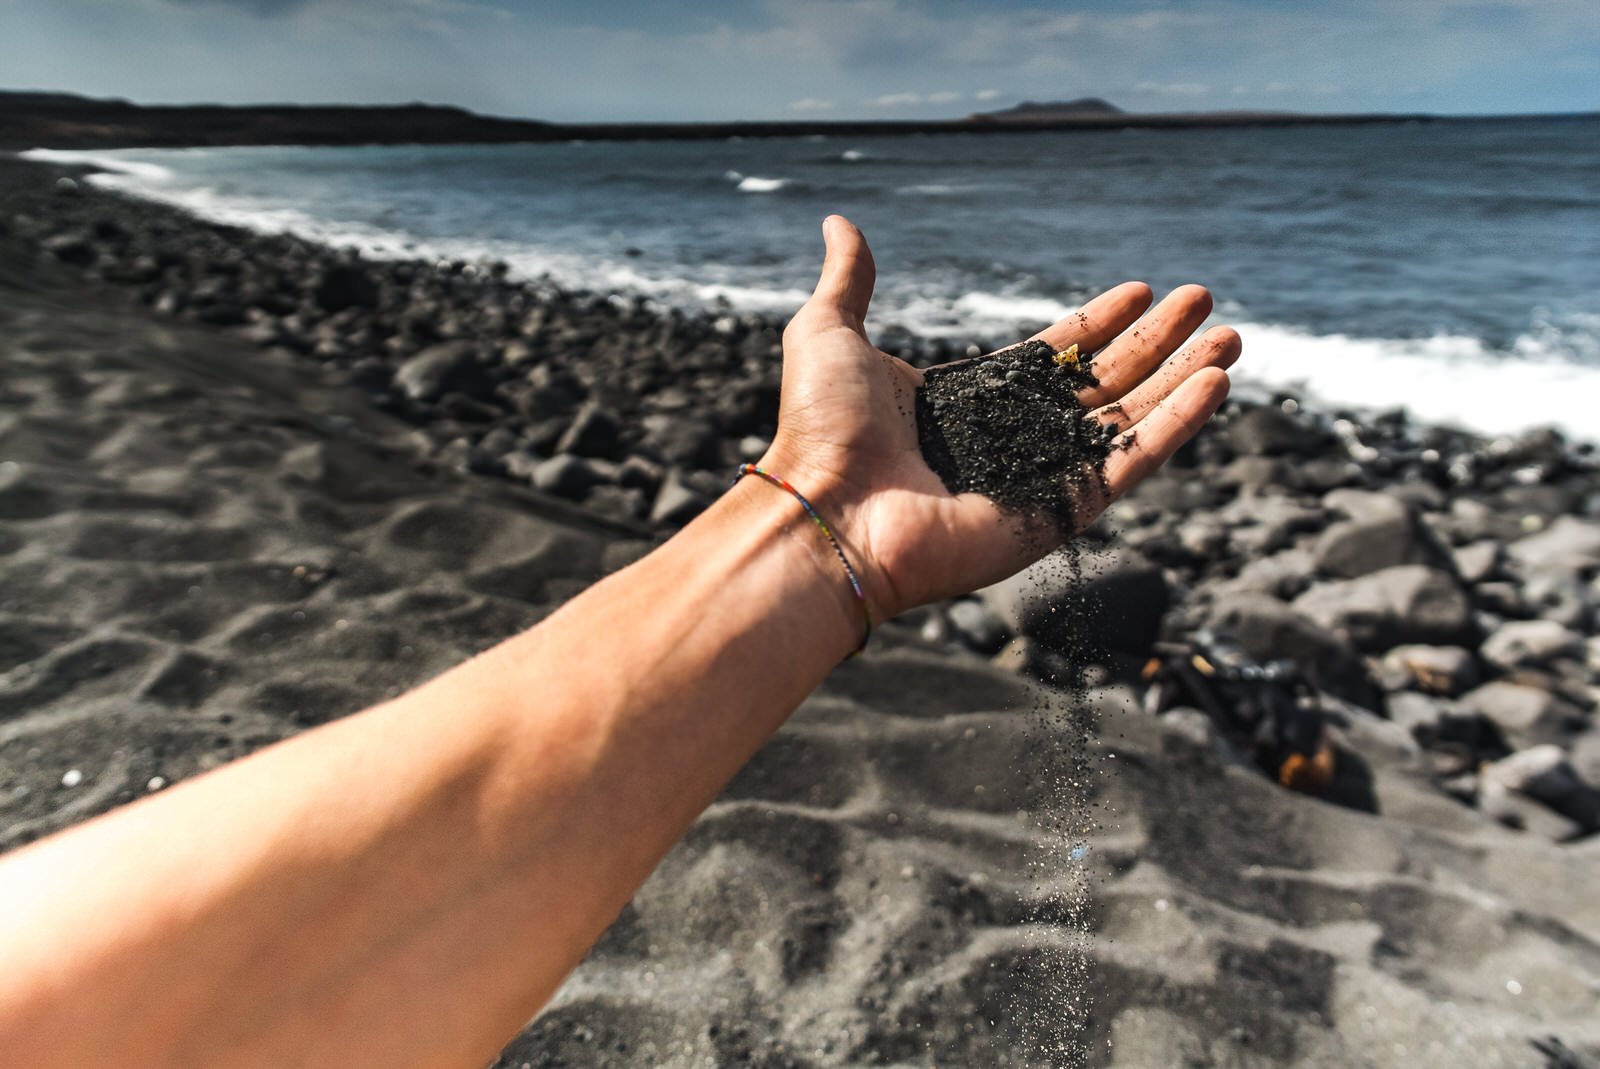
[{"xmin": 733, "ymin": 463, "xmax": 872, "ymax": 657}]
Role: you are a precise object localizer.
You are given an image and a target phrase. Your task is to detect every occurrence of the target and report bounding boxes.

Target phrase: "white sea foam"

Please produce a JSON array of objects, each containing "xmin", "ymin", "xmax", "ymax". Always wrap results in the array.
[
  {"xmin": 895, "ymin": 184, "xmax": 963, "ymax": 196},
  {"xmin": 724, "ymin": 169, "xmax": 789, "ymax": 193},
  {"xmin": 949, "ymin": 290, "xmax": 1077, "ymax": 327},
  {"xmin": 735, "ymin": 175, "xmax": 789, "ymax": 193},
  {"xmin": 134, "ymin": 182, "xmax": 429, "ymax": 258},
  {"xmin": 1228, "ymin": 322, "xmax": 1599, "ymax": 440},
  {"xmin": 841, "ymin": 149, "xmax": 867, "ymax": 161},
  {"xmin": 882, "ymin": 290, "xmax": 1600, "ymax": 440},
  {"xmin": 44, "ymin": 149, "xmax": 1598, "ymax": 441},
  {"xmin": 20, "ymin": 148, "xmax": 176, "ymax": 183}
]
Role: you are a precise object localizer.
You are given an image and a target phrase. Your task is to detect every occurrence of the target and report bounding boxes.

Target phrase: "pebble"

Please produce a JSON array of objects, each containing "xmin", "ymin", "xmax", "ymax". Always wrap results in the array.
[
  {"xmin": 1480, "ymin": 619, "xmax": 1585, "ymax": 672},
  {"xmin": 1380, "ymin": 644, "xmax": 1478, "ymax": 697},
  {"xmin": 946, "ymin": 598, "xmax": 1010, "ymax": 654}
]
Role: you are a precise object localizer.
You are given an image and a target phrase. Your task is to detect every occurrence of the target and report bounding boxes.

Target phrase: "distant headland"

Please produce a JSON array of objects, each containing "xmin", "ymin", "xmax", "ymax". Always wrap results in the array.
[{"xmin": 2, "ymin": 89, "xmax": 1594, "ymax": 150}]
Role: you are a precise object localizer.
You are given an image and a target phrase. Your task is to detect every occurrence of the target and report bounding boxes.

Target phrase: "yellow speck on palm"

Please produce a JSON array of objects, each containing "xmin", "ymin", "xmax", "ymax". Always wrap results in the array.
[{"xmin": 1052, "ymin": 343, "xmax": 1080, "ymax": 367}]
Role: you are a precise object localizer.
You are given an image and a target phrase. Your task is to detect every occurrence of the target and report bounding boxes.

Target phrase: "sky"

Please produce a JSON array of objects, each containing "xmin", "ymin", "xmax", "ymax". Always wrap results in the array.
[{"xmin": 1, "ymin": 0, "xmax": 1596, "ymax": 122}]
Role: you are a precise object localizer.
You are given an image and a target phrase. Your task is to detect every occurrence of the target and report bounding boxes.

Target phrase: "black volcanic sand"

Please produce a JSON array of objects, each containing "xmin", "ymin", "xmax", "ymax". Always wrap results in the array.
[
  {"xmin": 917, "ymin": 339, "xmax": 1112, "ymax": 535},
  {"xmin": 916, "ymin": 337, "xmax": 1118, "ymax": 1064},
  {"xmin": 4, "ymin": 156, "xmax": 1600, "ymax": 1065}
]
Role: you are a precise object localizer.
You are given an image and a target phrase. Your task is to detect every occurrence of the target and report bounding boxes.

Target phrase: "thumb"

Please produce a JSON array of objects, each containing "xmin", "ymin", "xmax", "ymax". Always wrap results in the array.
[{"xmin": 809, "ymin": 215, "xmax": 876, "ymax": 331}]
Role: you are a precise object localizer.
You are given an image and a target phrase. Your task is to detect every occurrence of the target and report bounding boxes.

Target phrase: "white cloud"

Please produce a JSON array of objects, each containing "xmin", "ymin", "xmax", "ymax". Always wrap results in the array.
[
  {"xmin": 1133, "ymin": 81, "xmax": 1210, "ymax": 96},
  {"xmin": 9, "ymin": 0, "xmax": 1597, "ymax": 121},
  {"xmin": 787, "ymin": 97, "xmax": 835, "ymax": 112}
]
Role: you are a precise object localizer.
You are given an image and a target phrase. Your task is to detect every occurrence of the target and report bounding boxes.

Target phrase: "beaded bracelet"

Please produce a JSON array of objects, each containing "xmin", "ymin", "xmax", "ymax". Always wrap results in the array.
[{"xmin": 732, "ymin": 463, "xmax": 872, "ymax": 657}]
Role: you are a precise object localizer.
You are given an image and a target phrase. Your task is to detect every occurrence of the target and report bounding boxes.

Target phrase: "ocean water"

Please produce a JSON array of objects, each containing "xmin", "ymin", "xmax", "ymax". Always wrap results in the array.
[{"xmin": 25, "ymin": 118, "xmax": 1600, "ymax": 439}]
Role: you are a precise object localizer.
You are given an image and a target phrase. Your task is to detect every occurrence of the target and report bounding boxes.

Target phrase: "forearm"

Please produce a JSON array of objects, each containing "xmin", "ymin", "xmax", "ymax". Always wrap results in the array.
[
  {"xmin": 0, "ymin": 477, "xmax": 858, "ymax": 1068},
  {"xmin": 0, "ymin": 215, "xmax": 1232, "ymax": 1069}
]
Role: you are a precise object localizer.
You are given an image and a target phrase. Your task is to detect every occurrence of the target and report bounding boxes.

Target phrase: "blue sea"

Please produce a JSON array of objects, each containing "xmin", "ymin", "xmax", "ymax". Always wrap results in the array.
[{"xmin": 27, "ymin": 118, "xmax": 1600, "ymax": 439}]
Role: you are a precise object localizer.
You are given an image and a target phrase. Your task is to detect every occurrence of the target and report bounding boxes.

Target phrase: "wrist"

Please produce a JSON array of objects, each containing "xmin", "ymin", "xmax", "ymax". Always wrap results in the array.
[
  {"xmin": 722, "ymin": 464, "xmax": 877, "ymax": 657},
  {"xmin": 747, "ymin": 449, "xmax": 899, "ymax": 627}
]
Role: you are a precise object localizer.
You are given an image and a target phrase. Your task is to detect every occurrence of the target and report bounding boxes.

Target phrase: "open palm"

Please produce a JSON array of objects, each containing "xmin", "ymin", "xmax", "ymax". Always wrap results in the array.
[{"xmin": 760, "ymin": 216, "xmax": 1238, "ymax": 622}]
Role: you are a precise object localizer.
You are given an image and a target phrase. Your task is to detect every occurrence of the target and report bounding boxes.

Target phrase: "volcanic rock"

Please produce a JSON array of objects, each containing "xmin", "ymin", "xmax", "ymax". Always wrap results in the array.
[
  {"xmin": 1457, "ymin": 681, "xmax": 1583, "ymax": 749},
  {"xmin": 1292, "ymin": 565, "xmax": 1474, "ymax": 652},
  {"xmin": 980, "ymin": 547, "xmax": 1169, "ymax": 655},
  {"xmin": 555, "ymin": 403, "xmax": 623, "ymax": 460},
  {"xmin": 1380, "ymin": 644, "xmax": 1479, "ymax": 697},
  {"xmin": 394, "ymin": 341, "xmax": 488, "ymax": 404},
  {"xmin": 1507, "ymin": 515, "xmax": 1600, "ymax": 575},
  {"xmin": 1480, "ymin": 619, "xmax": 1585, "ymax": 672},
  {"xmin": 1204, "ymin": 592, "xmax": 1380, "ymax": 710},
  {"xmin": 313, "ymin": 262, "xmax": 379, "ymax": 313},
  {"xmin": 1311, "ymin": 489, "xmax": 1453, "ymax": 579},
  {"xmin": 1480, "ymin": 745, "xmax": 1600, "ymax": 832}
]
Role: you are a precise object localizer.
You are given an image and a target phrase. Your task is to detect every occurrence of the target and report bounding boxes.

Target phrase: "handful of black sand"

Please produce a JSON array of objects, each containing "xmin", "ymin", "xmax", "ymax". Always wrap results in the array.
[{"xmin": 916, "ymin": 339, "xmax": 1115, "ymax": 534}]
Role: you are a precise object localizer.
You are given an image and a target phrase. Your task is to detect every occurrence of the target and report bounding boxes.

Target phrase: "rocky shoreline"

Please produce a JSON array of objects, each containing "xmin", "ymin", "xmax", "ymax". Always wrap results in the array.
[
  {"xmin": 6, "ymin": 153, "xmax": 1599, "ymax": 847},
  {"xmin": 6, "ymin": 151, "xmax": 1600, "ymax": 1064}
]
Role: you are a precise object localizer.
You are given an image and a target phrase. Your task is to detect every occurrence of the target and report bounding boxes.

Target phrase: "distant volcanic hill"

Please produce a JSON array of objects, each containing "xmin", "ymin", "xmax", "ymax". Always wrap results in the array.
[{"xmin": 970, "ymin": 97, "xmax": 1125, "ymax": 121}]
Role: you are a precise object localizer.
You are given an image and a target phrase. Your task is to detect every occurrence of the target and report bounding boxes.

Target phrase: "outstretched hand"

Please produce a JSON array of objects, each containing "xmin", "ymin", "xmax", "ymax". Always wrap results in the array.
[{"xmin": 761, "ymin": 215, "xmax": 1238, "ymax": 622}]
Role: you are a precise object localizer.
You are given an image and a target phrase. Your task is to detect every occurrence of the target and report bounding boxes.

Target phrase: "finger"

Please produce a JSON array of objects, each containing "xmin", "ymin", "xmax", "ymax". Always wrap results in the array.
[
  {"xmin": 1093, "ymin": 325, "xmax": 1241, "ymax": 431},
  {"xmin": 1026, "ymin": 281, "xmax": 1153, "ymax": 353},
  {"xmin": 1102, "ymin": 366, "xmax": 1230, "ymax": 499},
  {"xmin": 1077, "ymin": 284, "xmax": 1213, "ymax": 408},
  {"xmin": 806, "ymin": 214, "xmax": 876, "ymax": 332}
]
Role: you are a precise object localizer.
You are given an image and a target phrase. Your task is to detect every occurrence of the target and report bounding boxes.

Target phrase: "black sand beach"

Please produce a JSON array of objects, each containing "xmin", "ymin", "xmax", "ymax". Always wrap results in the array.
[{"xmin": 2, "ymin": 156, "xmax": 1598, "ymax": 1066}]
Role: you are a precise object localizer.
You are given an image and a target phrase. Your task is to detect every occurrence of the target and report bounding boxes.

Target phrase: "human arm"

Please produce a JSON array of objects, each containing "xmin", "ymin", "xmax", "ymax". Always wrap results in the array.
[{"xmin": 0, "ymin": 216, "xmax": 1236, "ymax": 1069}]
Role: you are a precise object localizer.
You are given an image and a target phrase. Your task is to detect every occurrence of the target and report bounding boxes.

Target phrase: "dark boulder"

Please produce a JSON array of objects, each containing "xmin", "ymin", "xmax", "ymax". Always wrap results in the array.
[
  {"xmin": 946, "ymin": 598, "xmax": 1011, "ymax": 655},
  {"xmin": 979, "ymin": 548, "xmax": 1169, "ymax": 656},
  {"xmin": 510, "ymin": 365, "xmax": 587, "ymax": 421},
  {"xmin": 1480, "ymin": 745, "xmax": 1600, "ymax": 832},
  {"xmin": 531, "ymin": 455, "xmax": 607, "ymax": 500},
  {"xmin": 1204, "ymin": 592, "xmax": 1382, "ymax": 711},
  {"xmin": 1218, "ymin": 404, "xmax": 1331, "ymax": 457},
  {"xmin": 638, "ymin": 413, "xmax": 723, "ymax": 469},
  {"xmin": 1215, "ymin": 493, "xmax": 1326, "ymax": 556},
  {"xmin": 1379, "ymin": 644, "xmax": 1479, "ymax": 697},
  {"xmin": 1507, "ymin": 515, "xmax": 1600, "ymax": 576},
  {"xmin": 1480, "ymin": 619, "xmax": 1584, "ymax": 672},
  {"xmin": 1520, "ymin": 571, "xmax": 1593, "ymax": 630},
  {"xmin": 313, "ymin": 262, "xmax": 380, "ymax": 313},
  {"xmin": 555, "ymin": 403, "xmax": 623, "ymax": 460},
  {"xmin": 616, "ymin": 455, "xmax": 665, "ymax": 497},
  {"xmin": 393, "ymin": 342, "xmax": 489, "ymax": 404},
  {"xmin": 1292, "ymin": 565, "xmax": 1474, "ymax": 652},
  {"xmin": 1311, "ymin": 489, "xmax": 1454, "ymax": 579},
  {"xmin": 1457, "ymin": 681, "xmax": 1584, "ymax": 749},
  {"xmin": 42, "ymin": 231, "xmax": 96, "ymax": 266},
  {"xmin": 650, "ymin": 468, "xmax": 713, "ymax": 527},
  {"xmin": 1385, "ymin": 692, "xmax": 1500, "ymax": 754}
]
